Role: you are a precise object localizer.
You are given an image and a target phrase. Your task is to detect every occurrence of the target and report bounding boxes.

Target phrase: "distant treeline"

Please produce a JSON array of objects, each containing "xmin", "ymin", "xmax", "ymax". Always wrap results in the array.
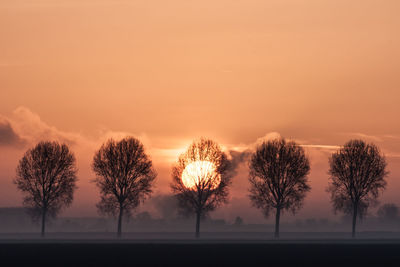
[{"xmin": 1, "ymin": 205, "xmax": 400, "ymax": 234}]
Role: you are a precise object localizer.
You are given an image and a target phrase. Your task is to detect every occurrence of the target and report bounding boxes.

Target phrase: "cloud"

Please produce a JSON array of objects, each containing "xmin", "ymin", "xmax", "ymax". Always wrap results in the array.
[
  {"xmin": 0, "ymin": 117, "xmax": 25, "ymax": 147},
  {"xmin": 341, "ymin": 132, "xmax": 383, "ymax": 142},
  {"xmin": 147, "ymin": 194, "xmax": 179, "ymax": 220},
  {"xmin": 224, "ymin": 132, "xmax": 345, "ymax": 170},
  {"xmin": 300, "ymin": 145, "xmax": 340, "ymax": 150},
  {"xmin": 255, "ymin": 132, "xmax": 281, "ymax": 145},
  {"xmin": 10, "ymin": 106, "xmax": 83, "ymax": 147},
  {"xmin": 224, "ymin": 132, "xmax": 282, "ymax": 173},
  {"xmin": 383, "ymin": 135, "xmax": 400, "ymax": 140},
  {"xmin": 253, "ymin": 132, "xmax": 341, "ymax": 151},
  {"xmin": 1, "ymin": 107, "xmax": 158, "ymax": 159},
  {"xmin": 385, "ymin": 153, "xmax": 400, "ymax": 159},
  {"xmin": 228, "ymin": 149, "xmax": 252, "ymax": 172}
]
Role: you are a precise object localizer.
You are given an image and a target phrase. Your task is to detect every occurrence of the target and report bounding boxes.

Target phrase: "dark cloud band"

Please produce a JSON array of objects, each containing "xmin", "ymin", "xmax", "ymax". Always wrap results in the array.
[{"xmin": 0, "ymin": 119, "xmax": 25, "ymax": 147}]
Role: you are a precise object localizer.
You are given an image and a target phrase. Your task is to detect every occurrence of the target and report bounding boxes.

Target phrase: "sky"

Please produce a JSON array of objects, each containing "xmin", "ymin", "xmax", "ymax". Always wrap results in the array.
[{"xmin": 0, "ymin": 0, "xmax": 400, "ymax": 223}]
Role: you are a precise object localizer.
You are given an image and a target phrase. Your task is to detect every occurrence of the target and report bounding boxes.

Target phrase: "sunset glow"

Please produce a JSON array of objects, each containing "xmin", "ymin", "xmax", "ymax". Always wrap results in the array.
[
  {"xmin": 0, "ymin": 0, "xmax": 400, "ymax": 224},
  {"xmin": 2, "ymin": 2, "xmax": 400, "ymax": 264},
  {"xmin": 181, "ymin": 161, "xmax": 221, "ymax": 190}
]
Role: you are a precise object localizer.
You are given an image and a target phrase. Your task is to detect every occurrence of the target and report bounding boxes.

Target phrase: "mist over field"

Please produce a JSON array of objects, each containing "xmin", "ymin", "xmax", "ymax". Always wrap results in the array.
[{"xmin": 2, "ymin": 203, "xmax": 400, "ymax": 239}]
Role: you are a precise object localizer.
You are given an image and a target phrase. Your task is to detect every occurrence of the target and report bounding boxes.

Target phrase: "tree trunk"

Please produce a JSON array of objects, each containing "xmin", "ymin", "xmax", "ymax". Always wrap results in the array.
[
  {"xmin": 352, "ymin": 203, "xmax": 358, "ymax": 238},
  {"xmin": 41, "ymin": 208, "xmax": 46, "ymax": 238},
  {"xmin": 117, "ymin": 207, "xmax": 123, "ymax": 238},
  {"xmin": 274, "ymin": 207, "xmax": 281, "ymax": 239},
  {"xmin": 195, "ymin": 211, "xmax": 201, "ymax": 238}
]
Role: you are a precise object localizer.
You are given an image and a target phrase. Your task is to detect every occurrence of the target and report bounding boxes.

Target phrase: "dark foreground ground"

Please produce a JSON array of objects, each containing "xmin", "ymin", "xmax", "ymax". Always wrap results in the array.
[{"xmin": 1, "ymin": 239, "xmax": 400, "ymax": 267}]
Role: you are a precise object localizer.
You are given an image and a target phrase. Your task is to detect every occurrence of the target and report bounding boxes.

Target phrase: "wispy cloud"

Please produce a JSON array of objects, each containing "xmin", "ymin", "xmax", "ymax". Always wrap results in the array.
[
  {"xmin": 340, "ymin": 132, "xmax": 383, "ymax": 142},
  {"xmin": 383, "ymin": 152, "xmax": 400, "ymax": 159},
  {"xmin": 300, "ymin": 144, "xmax": 340, "ymax": 150},
  {"xmin": 383, "ymin": 135, "xmax": 400, "ymax": 140},
  {"xmin": 255, "ymin": 132, "xmax": 281, "ymax": 144}
]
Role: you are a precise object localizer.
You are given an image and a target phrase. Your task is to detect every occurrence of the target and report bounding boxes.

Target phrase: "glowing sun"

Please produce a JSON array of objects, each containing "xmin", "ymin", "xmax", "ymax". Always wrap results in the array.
[{"xmin": 181, "ymin": 160, "xmax": 221, "ymax": 190}]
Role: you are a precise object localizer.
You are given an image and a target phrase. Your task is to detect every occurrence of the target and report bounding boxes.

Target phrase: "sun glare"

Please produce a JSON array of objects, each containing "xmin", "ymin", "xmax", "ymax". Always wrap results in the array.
[{"xmin": 181, "ymin": 160, "xmax": 221, "ymax": 190}]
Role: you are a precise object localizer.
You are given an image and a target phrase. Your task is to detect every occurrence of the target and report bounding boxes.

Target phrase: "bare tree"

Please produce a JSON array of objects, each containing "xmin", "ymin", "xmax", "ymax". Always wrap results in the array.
[
  {"xmin": 248, "ymin": 138, "xmax": 310, "ymax": 238},
  {"xmin": 14, "ymin": 141, "xmax": 77, "ymax": 237},
  {"xmin": 171, "ymin": 138, "xmax": 233, "ymax": 238},
  {"xmin": 92, "ymin": 137, "xmax": 156, "ymax": 237},
  {"xmin": 233, "ymin": 216, "xmax": 244, "ymax": 227},
  {"xmin": 328, "ymin": 139, "xmax": 388, "ymax": 238}
]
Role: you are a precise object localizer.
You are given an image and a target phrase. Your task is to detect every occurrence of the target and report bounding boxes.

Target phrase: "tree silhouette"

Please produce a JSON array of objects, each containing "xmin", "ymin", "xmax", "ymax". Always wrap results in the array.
[
  {"xmin": 171, "ymin": 138, "xmax": 233, "ymax": 238},
  {"xmin": 14, "ymin": 141, "xmax": 77, "ymax": 237},
  {"xmin": 327, "ymin": 139, "xmax": 388, "ymax": 238},
  {"xmin": 92, "ymin": 137, "xmax": 156, "ymax": 237},
  {"xmin": 233, "ymin": 216, "xmax": 244, "ymax": 227},
  {"xmin": 248, "ymin": 138, "xmax": 310, "ymax": 238},
  {"xmin": 377, "ymin": 203, "xmax": 399, "ymax": 222}
]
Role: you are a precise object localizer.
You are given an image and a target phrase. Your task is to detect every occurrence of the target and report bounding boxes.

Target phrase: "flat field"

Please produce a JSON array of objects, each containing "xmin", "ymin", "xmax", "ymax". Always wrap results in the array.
[{"xmin": 1, "ymin": 237, "xmax": 400, "ymax": 266}]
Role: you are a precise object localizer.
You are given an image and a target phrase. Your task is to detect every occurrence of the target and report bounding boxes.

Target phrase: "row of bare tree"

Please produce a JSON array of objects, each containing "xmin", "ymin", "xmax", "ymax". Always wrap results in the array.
[{"xmin": 13, "ymin": 137, "xmax": 388, "ymax": 238}]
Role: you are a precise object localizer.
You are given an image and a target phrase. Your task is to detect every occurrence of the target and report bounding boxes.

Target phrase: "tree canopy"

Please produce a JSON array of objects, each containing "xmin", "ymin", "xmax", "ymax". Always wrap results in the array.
[
  {"xmin": 15, "ymin": 141, "xmax": 77, "ymax": 236},
  {"xmin": 171, "ymin": 138, "xmax": 234, "ymax": 237},
  {"xmin": 92, "ymin": 137, "xmax": 156, "ymax": 237},
  {"xmin": 249, "ymin": 138, "xmax": 310, "ymax": 238},
  {"xmin": 328, "ymin": 139, "xmax": 388, "ymax": 237}
]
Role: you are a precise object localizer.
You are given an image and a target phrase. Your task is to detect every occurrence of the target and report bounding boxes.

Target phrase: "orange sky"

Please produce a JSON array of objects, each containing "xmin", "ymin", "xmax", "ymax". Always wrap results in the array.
[{"xmin": 1, "ymin": 0, "xmax": 400, "ymax": 223}]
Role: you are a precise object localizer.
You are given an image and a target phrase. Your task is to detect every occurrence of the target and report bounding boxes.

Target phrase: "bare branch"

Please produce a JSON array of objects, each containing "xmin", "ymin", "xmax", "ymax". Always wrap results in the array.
[
  {"xmin": 14, "ymin": 141, "xmax": 78, "ymax": 236},
  {"xmin": 327, "ymin": 139, "xmax": 388, "ymax": 237},
  {"xmin": 170, "ymin": 138, "xmax": 234, "ymax": 237},
  {"xmin": 92, "ymin": 137, "xmax": 156, "ymax": 237},
  {"xmin": 248, "ymin": 138, "xmax": 310, "ymax": 238}
]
